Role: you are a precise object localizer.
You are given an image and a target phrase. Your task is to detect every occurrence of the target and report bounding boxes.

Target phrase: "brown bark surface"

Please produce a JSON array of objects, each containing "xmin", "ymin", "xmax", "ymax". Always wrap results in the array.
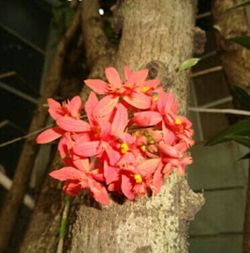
[
  {"xmin": 212, "ymin": 0, "xmax": 250, "ymax": 92},
  {"xmin": 20, "ymin": 1, "xmax": 204, "ymax": 253}
]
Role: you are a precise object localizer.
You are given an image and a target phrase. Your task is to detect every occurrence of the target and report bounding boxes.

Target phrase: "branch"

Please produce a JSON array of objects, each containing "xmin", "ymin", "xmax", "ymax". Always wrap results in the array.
[{"xmin": 0, "ymin": 8, "xmax": 81, "ymax": 253}]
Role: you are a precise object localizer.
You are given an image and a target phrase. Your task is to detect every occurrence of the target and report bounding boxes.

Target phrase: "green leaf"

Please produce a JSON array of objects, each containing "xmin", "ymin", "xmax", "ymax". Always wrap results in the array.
[
  {"xmin": 231, "ymin": 86, "xmax": 250, "ymax": 110},
  {"xmin": 240, "ymin": 152, "xmax": 250, "ymax": 160},
  {"xmin": 228, "ymin": 0, "xmax": 250, "ymax": 10},
  {"xmin": 229, "ymin": 135, "xmax": 250, "ymax": 148},
  {"xmin": 178, "ymin": 58, "xmax": 200, "ymax": 72},
  {"xmin": 230, "ymin": 36, "xmax": 250, "ymax": 49},
  {"xmin": 206, "ymin": 119, "xmax": 250, "ymax": 146}
]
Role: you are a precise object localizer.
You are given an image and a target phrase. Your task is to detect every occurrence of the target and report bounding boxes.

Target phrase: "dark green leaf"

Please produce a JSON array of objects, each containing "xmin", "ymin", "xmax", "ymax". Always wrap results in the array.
[
  {"xmin": 178, "ymin": 58, "xmax": 200, "ymax": 72},
  {"xmin": 232, "ymin": 86, "xmax": 250, "ymax": 110},
  {"xmin": 228, "ymin": 0, "xmax": 250, "ymax": 10},
  {"xmin": 239, "ymin": 152, "xmax": 250, "ymax": 160},
  {"xmin": 229, "ymin": 135, "xmax": 250, "ymax": 148},
  {"xmin": 230, "ymin": 36, "xmax": 250, "ymax": 49},
  {"xmin": 206, "ymin": 119, "xmax": 250, "ymax": 146}
]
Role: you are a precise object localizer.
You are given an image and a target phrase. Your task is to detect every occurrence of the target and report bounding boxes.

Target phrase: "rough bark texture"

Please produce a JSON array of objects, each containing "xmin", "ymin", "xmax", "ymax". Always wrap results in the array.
[
  {"xmin": 20, "ymin": 1, "xmax": 204, "ymax": 253},
  {"xmin": 212, "ymin": 0, "xmax": 250, "ymax": 92},
  {"xmin": 67, "ymin": 1, "xmax": 204, "ymax": 253}
]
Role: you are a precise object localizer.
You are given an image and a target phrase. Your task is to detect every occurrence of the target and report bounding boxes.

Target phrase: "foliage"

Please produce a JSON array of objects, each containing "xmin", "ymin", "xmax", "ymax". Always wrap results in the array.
[
  {"xmin": 178, "ymin": 58, "xmax": 200, "ymax": 71},
  {"xmin": 230, "ymin": 36, "xmax": 250, "ymax": 49},
  {"xmin": 207, "ymin": 86, "xmax": 250, "ymax": 159}
]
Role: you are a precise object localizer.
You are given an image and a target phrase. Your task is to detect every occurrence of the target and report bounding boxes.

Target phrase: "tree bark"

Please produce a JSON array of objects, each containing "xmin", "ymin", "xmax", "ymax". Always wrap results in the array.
[
  {"xmin": 212, "ymin": 2, "xmax": 250, "ymax": 253},
  {"xmin": 20, "ymin": 1, "xmax": 204, "ymax": 253},
  {"xmin": 212, "ymin": 0, "xmax": 250, "ymax": 92}
]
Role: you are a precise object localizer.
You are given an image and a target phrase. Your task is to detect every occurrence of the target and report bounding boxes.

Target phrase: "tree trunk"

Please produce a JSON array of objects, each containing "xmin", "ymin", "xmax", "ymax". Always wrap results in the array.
[
  {"xmin": 212, "ymin": 1, "xmax": 250, "ymax": 253},
  {"xmin": 212, "ymin": 0, "xmax": 250, "ymax": 92},
  {"xmin": 20, "ymin": 1, "xmax": 204, "ymax": 252}
]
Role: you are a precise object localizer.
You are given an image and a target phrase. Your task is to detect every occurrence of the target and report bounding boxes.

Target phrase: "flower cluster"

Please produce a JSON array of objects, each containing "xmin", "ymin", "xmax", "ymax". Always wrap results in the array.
[{"xmin": 36, "ymin": 66, "xmax": 194, "ymax": 205}]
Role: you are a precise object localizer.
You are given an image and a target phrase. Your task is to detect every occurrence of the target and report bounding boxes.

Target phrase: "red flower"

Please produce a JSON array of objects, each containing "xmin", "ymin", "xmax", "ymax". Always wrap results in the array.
[
  {"xmin": 36, "ymin": 96, "xmax": 90, "ymax": 144},
  {"xmin": 49, "ymin": 158, "xmax": 110, "ymax": 205},
  {"xmin": 84, "ymin": 66, "xmax": 160, "ymax": 110}
]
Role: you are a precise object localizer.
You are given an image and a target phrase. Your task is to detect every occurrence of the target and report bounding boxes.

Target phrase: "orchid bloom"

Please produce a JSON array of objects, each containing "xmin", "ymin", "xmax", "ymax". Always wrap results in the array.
[
  {"xmin": 36, "ymin": 96, "xmax": 90, "ymax": 144},
  {"xmin": 73, "ymin": 93, "xmax": 132, "ymax": 165},
  {"xmin": 49, "ymin": 158, "xmax": 109, "ymax": 205},
  {"xmin": 84, "ymin": 66, "xmax": 160, "ymax": 110},
  {"xmin": 36, "ymin": 66, "xmax": 195, "ymax": 205}
]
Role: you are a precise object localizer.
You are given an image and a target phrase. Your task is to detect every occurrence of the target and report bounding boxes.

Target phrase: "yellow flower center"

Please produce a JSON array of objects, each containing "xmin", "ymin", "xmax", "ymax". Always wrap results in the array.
[
  {"xmin": 141, "ymin": 86, "xmax": 151, "ymax": 93},
  {"xmin": 140, "ymin": 145, "xmax": 147, "ymax": 152},
  {"xmin": 120, "ymin": 143, "xmax": 129, "ymax": 154},
  {"xmin": 134, "ymin": 174, "xmax": 142, "ymax": 184},
  {"xmin": 175, "ymin": 118, "xmax": 182, "ymax": 125}
]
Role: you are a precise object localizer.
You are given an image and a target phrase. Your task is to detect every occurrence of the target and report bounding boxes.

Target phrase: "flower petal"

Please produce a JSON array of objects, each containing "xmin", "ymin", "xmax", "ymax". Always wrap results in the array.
[
  {"xmin": 121, "ymin": 174, "xmax": 135, "ymax": 200},
  {"xmin": 94, "ymin": 95, "xmax": 118, "ymax": 119},
  {"xmin": 36, "ymin": 127, "xmax": 63, "ymax": 144},
  {"xmin": 151, "ymin": 164, "xmax": 163, "ymax": 194},
  {"xmin": 88, "ymin": 177, "xmax": 110, "ymax": 205},
  {"xmin": 48, "ymin": 98, "xmax": 62, "ymax": 120},
  {"xmin": 68, "ymin": 96, "xmax": 82, "ymax": 118},
  {"xmin": 111, "ymin": 103, "xmax": 128, "ymax": 137},
  {"xmin": 158, "ymin": 143, "xmax": 180, "ymax": 158},
  {"xmin": 85, "ymin": 92, "xmax": 98, "ymax": 124},
  {"xmin": 73, "ymin": 141, "xmax": 100, "ymax": 157},
  {"xmin": 105, "ymin": 67, "xmax": 122, "ymax": 89},
  {"xmin": 84, "ymin": 79, "xmax": 108, "ymax": 94},
  {"xmin": 133, "ymin": 111, "xmax": 162, "ymax": 126},
  {"xmin": 127, "ymin": 69, "xmax": 148, "ymax": 85},
  {"xmin": 123, "ymin": 92, "xmax": 151, "ymax": 109},
  {"xmin": 104, "ymin": 162, "xmax": 119, "ymax": 184},
  {"xmin": 63, "ymin": 181, "xmax": 82, "ymax": 196},
  {"xmin": 137, "ymin": 158, "xmax": 161, "ymax": 178},
  {"xmin": 49, "ymin": 166, "xmax": 83, "ymax": 181},
  {"xmin": 56, "ymin": 116, "xmax": 90, "ymax": 132}
]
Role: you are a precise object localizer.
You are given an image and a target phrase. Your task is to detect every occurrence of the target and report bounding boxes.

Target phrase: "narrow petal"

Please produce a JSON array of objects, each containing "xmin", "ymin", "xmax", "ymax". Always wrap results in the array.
[
  {"xmin": 158, "ymin": 143, "xmax": 180, "ymax": 158},
  {"xmin": 73, "ymin": 159, "xmax": 90, "ymax": 172},
  {"xmin": 133, "ymin": 111, "xmax": 162, "ymax": 127},
  {"xmin": 63, "ymin": 181, "xmax": 82, "ymax": 196},
  {"xmin": 88, "ymin": 177, "xmax": 110, "ymax": 205},
  {"xmin": 73, "ymin": 141, "xmax": 100, "ymax": 157},
  {"xmin": 105, "ymin": 67, "xmax": 122, "ymax": 89},
  {"xmin": 36, "ymin": 127, "xmax": 62, "ymax": 144},
  {"xmin": 56, "ymin": 116, "xmax": 90, "ymax": 132},
  {"xmin": 85, "ymin": 92, "xmax": 98, "ymax": 124},
  {"xmin": 121, "ymin": 174, "xmax": 135, "ymax": 200},
  {"xmin": 151, "ymin": 164, "xmax": 163, "ymax": 194},
  {"xmin": 94, "ymin": 95, "xmax": 118, "ymax": 119},
  {"xmin": 111, "ymin": 103, "xmax": 128, "ymax": 137},
  {"xmin": 102, "ymin": 142, "xmax": 121, "ymax": 166},
  {"xmin": 68, "ymin": 96, "xmax": 82, "ymax": 118},
  {"xmin": 124, "ymin": 66, "xmax": 133, "ymax": 80},
  {"xmin": 48, "ymin": 98, "xmax": 62, "ymax": 120},
  {"xmin": 123, "ymin": 92, "xmax": 151, "ymax": 109},
  {"xmin": 104, "ymin": 162, "xmax": 119, "ymax": 184},
  {"xmin": 84, "ymin": 79, "xmax": 108, "ymax": 94},
  {"xmin": 49, "ymin": 166, "xmax": 82, "ymax": 181},
  {"xmin": 137, "ymin": 158, "xmax": 161, "ymax": 177},
  {"xmin": 128, "ymin": 69, "xmax": 148, "ymax": 85}
]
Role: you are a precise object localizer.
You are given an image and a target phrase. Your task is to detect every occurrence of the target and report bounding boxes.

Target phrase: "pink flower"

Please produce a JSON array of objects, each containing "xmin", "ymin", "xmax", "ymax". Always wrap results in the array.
[
  {"xmin": 84, "ymin": 67, "xmax": 160, "ymax": 110},
  {"xmin": 132, "ymin": 91, "xmax": 194, "ymax": 146},
  {"xmin": 108, "ymin": 158, "xmax": 161, "ymax": 200},
  {"xmin": 49, "ymin": 158, "xmax": 110, "ymax": 205},
  {"xmin": 73, "ymin": 94, "xmax": 131, "ymax": 165},
  {"xmin": 36, "ymin": 96, "xmax": 90, "ymax": 144}
]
